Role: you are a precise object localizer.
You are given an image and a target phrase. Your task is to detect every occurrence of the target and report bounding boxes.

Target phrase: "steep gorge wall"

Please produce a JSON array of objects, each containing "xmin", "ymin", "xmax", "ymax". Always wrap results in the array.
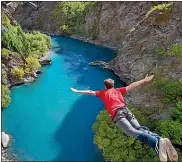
[
  {"xmin": 85, "ymin": 2, "xmax": 151, "ymax": 48},
  {"xmin": 11, "ymin": 2, "xmax": 60, "ymax": 34},
  {"xmin": 8, "ymin": 1, "xmax": 182, "ymax": 111},
  {"xmin": 86, "ymin": 2, "xmax": 182, "ymax": 110}
]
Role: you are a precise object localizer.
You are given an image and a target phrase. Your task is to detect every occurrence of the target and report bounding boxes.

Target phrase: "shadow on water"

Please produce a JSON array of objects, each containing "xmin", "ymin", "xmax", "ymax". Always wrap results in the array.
[
  {"xmin": 53, "ymin": 94, "xmax": 104, "ymax": 161},
  {"xmin": 51, "ymin": 36, "xmax": 125, "ymax": 161}
]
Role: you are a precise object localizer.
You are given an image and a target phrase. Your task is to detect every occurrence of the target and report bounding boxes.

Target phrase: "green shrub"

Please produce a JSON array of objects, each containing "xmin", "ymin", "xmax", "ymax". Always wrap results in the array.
[
  {"xmin": 156, "ymin": 119, "xmax": 182, "ymax": 145},
  {"xmin": 169, "ymin": 100, "xmax": 182, "ymax": 123},
  {"xmin": 25, "ymin": 56, "xmax": 41, "ymax": 74},
  {"xmin": 155, "ymin": 80, "xmax": 182, "ymax": 104},
  {"xmin": 25, "ymin": 30, "xmax": 51, "ymax": 57},
  {"xmin": 168, "ymin": 43, "xmax": 182, "ymax": 57},
  {"xmin": 156, "ymin": 44, "xmax": 182, "ymax": 57},
  {"xmin": 93, "ymin": 110, "xmax": 158, "ymax": 161},
  {"xmin": 2, "ymin": 48, "xmax": 10, "ymax": 59},
  {"xmin": 60, "ymin": 24, "xmax": 71, "ymax": 35},
  {"xmin": 11, "ymin": 67, "xmax": 25, "ymax": 79},
  {"xmin": 156, "ymin": 48, "xmax": 166, "ymax": 56},
  {"xmin": 2, "ymin": 13, "xmax": 11, "ymax": 28},
  {"xmin": 151, "ymin": 71, "xmax": 182, "ymax": 104},
  {"xmin": 146, "ymin": 2, "xmax": 172, "ymax": 18},
  {"xmin": 2, "ymin": 84, "xmax": 11, "ymax": 108},
  {"xmin": 53, "ymin": 2, "xmax": 95, "ymax": 35},
  {"xmin": 2, "ymin": 26, "xmax": 51, "ymax": 57},
  {"xmin": 93, "ymin": 107, "xmax": 182, "ymax": 161},
  {"xmin": 2, "ymin": 26, "xmax": 25, "ymax": 53}
]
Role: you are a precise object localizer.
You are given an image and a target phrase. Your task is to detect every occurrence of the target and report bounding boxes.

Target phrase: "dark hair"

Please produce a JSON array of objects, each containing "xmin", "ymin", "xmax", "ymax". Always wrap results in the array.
[{"xmin": 104, "ymin": 78, "xmax": 114, "ymax": 89}]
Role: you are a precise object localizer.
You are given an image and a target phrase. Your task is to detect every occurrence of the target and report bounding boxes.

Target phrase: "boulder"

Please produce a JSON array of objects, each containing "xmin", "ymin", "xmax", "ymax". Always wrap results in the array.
[
  {"xmin": 2, "ymin": 132, "xmax": 10, "ymax": 148},
  {"xmin": 39, "ymin": 59, "xmax": 52, "ymax": 65},
  {"xmin": 32, "ymin": 71, "xmax": 38, "ymax": 78},
  {"xmin": 9, "ymin": 79, "xmax": 24, "ymax": 88},
  {"xmin": 36, "ymin": 70, "xmax": 43, "ymax": 74},
  {"xmin": 24, "ymin": 76, "xmax": 35, "ymax": 83},
  {"xmin": 89, "ymin": 60, "xmax": 108, "ymax": 68}
]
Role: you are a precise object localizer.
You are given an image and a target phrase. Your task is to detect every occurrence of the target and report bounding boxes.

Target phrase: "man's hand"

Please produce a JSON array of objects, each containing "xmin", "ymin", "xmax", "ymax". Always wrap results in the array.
[
  {"xmin": 126, "ymin": 74, "xmax": 154, "ymax": 91},
  {"xmin": 70, "ymin": 87, "xmax": 96, "ymax": 96},
  {"xmin": 70, "ymin": 87, "xmax": 78, "ymax": 93},
  {"xmin": 144, "ymin": 74, "xmax": 154, "ymax": 83}
]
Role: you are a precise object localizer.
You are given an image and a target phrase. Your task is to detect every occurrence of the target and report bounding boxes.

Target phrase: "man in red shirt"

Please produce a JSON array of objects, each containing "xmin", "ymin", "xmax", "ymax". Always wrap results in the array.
[{"xmin": 70, "ymin": 74, "xmax": 178, "ymax": 162}]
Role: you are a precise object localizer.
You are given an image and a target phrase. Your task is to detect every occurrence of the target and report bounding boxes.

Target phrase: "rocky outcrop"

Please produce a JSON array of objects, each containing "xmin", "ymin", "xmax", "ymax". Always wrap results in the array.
[
  {"xmin": 36, "ymin": 70, "xmax": 43, "ymax": 74},
  {"xmin": 2, "ymin": 52, "xmax": 24, "ymax": 87},
  {"xmin": 2, "ymin": 132, "xmax": 17, "ymax": 161},
  {"xmin": 39, "ymin": 58, "xmax": 52, "ymax": 65},
  {"xmin": 1, "ymin": 52, "xmax": 41, "ymax": 88},
  {"xmin": 23, "ymin": 76, "xmax": 36, "ymax": 83},
  {"xmin": 89, "ymin": 60, "xmax": 108, "ymax": 68},
  {"xmin": 2, "ymin": 132, "xmax": 10, "ymax": 148}
]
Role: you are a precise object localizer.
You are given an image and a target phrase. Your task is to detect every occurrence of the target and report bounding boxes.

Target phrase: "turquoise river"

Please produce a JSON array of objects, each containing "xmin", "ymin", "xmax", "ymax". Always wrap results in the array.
[{"xmin": 2, "ymin": 36, "xmax": 125, "ymax": 161}]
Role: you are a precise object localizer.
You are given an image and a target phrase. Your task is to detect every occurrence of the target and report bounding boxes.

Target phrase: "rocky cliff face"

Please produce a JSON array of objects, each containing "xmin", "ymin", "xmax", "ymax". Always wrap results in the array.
[
  {"xmin": 85, "ymin": 2, "xmax": 181, "ymax": 80},
  {"xmin": 7, "ymin": 1, "xmax": 182, "ymax": 111},
  {"xmin": 85, "ymin": 2, "xmax": 151, "ymax": 48},
  {"xmin": 10, "ymin": 2, "xmax": 60, "ymax": 34},
  {"xmin": 85, "ymin": 2, "xmax": 182, "ymax": 110}
]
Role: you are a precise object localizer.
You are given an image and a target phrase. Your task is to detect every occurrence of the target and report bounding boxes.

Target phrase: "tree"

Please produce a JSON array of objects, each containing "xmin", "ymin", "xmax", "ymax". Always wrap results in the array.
[
  {"xmin": 25, "ymin": 56, "xmax": 41, "ymax": 74},
  {"xmin": 11, "ymin": 67, "xmax": 25, "ymax": 80},
  {"xmin": 2, "ymin": 25, "xmax": 51, "ymax": 57},
  {"xmin": 2, "ymin": 85, "xmax": 11, "ymax": 108},
  {"xmin": 2, "ymin": 26, "xmax": 24, "ymax": 53},
  {"xmin": 53, "ymin": 2, "xmax": 95, "ymax": 35},
  {"xmin": 93, "ymin": 110, "xmax": 158, "ymax": 161},
  {"xmin": 93, "ymin": 107, "xmax": 182, "ymax": 161},
  {"xmin": 2, "ymin": 48, "xmax": 10, "ymax": 59}
]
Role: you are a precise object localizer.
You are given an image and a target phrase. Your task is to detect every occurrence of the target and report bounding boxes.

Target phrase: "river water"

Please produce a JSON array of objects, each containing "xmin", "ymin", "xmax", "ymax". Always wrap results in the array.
[{"xmin": 2, "ymin": 36, "xmax": 125, "ymax": 161}]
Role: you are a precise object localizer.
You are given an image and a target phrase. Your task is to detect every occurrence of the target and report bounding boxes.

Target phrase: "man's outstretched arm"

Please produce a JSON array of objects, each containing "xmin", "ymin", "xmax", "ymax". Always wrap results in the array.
[
  {"xmin": 126, "ymin": 74, "xmax": 154, "ymax": 91},
  {"xmin": 70, "ymin": 88, "xmax": 96, "ymax": 96}
]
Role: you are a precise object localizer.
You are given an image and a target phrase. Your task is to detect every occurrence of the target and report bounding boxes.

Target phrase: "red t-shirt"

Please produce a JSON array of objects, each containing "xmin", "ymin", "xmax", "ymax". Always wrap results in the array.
[{"xmin": 96, "ymin": 87, "xmax": 127, "ymax": 120}]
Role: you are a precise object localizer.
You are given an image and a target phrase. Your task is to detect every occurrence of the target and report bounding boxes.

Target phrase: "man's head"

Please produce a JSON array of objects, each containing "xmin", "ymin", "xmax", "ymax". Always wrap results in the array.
[{"xmin": 104, "ymin": 78, "xmax": 114, "ymax": 89}]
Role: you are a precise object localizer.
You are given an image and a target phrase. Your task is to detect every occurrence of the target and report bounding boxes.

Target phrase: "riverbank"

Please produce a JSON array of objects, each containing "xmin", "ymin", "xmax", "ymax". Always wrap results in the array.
[
  {"xmin": 70, "ymin": 34, "xmax": 119, "ymax": 52},
  {"xmin": 38, "ymin": 33, "xmax": 119, "ymax": 52},
  {"xmin": 2, "ymin": 50, "xmax": 52, "ymax": 160}
]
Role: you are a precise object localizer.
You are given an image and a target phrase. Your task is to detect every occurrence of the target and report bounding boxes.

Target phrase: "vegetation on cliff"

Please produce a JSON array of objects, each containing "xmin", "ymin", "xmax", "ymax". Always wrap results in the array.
[
  {"xmin": 52, "ymin": 2, "xmax": 95, "ymax": 35},
  {"xmin": 93, "ymin": 100, "xmax": 182, "ymax": 161},
  {"xmin": 156, "ymin": 43, "xmax": 182, "ymax": 57},
  {"xmin": 93, "ymin": 59, "xmax": 182, "ymax": 161},
  {"xmin": 2, "ymin": 25, "xmax": 51, "ymax": 57},
  {"xmin": 1, "ymin": 13, "xmax": 51, "ymax": 108},
  {"xmin": 146, "ymin": 2, "xmax": 172, "ymax": 18},
  {"xmin": 2, "ymin": 85, "xmax": 11, "ymax": 108}
]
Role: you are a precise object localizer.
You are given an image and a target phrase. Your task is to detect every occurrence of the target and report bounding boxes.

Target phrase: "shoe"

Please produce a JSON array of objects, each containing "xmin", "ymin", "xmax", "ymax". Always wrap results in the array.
[
  {"xmin": 137, "ymin": 133, "xmax": 168, "ymax": 162},
  {"xmin": 164, "ymin": 138, "xmax": 178, "ymax": 162},
  {"xmin": 159, "ymin": 138, "xmax": 167, "ymax": 162}
]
